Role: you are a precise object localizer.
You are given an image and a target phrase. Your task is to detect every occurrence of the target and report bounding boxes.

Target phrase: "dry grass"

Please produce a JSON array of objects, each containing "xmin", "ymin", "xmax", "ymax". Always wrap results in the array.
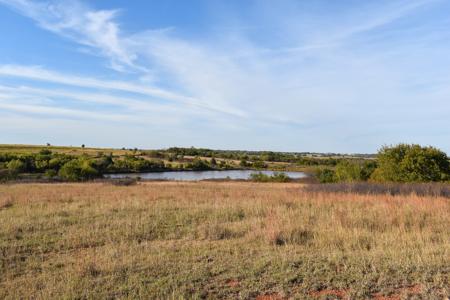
[
  {"xmin": 0, "ymin": 144, "xmax": 131, "ymax": 156},
  {"xmin": 0, "ymin": 182, "xmax": 448, "ymax": 299}
]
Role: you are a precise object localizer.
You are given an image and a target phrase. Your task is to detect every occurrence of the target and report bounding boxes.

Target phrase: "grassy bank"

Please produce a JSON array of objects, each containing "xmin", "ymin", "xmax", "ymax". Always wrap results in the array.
[{"xmin": 0, "ymin": 182, "xmax": 449, "ymax": 299}]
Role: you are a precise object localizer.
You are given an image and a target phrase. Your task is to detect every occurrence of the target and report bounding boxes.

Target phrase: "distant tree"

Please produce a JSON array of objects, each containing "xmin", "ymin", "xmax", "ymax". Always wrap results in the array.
[
  {"xmin": 252, "ymin": 160, "xmax": 268, "ymax": 169},
  {"xmin": 190, "ymin": 158, "xmax": 212, "ymax": 170},
  {"xmin": 239, "ymin": 159, "xmax": 249, "ymax": 167},
  {"xmin": 81, "ymin": 144, "xmax": 85, "ymax": 149}
]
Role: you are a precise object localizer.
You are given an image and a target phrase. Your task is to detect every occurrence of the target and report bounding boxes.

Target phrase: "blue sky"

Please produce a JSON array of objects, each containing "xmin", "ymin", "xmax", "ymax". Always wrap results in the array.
[{"xmin": 0, "ymin": 0, "xmax": 449, "ymax": 153}]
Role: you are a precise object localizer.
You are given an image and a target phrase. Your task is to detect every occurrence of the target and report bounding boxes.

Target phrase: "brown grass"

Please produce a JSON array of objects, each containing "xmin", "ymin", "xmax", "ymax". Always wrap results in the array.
[{"xmin": 0, "ymin": 181, "xmax": 448, "ymax": 299}]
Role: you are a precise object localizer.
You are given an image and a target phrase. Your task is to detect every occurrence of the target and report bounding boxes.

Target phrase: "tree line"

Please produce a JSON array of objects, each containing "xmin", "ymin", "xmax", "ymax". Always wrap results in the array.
[{"xmin": 0, "ymin": 150, "xmax": 230, "ymax": 181}]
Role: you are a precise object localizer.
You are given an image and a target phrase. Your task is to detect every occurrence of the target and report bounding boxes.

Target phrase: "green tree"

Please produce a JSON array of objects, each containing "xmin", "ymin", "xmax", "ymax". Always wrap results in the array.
[
  {"xmin": 371, "ymin": 144, "xmax": 449, "ymax": 182},
  {"xmin": 58, "ymin": 160, "xmax": 82, "ymax": 181},
  {"xmin": 58, "ymin": 159, "xmax": 99, "ymax": 181},
  {"xmin": 239, "ymin": 159, "xmax": 249, "ymax": 167}
]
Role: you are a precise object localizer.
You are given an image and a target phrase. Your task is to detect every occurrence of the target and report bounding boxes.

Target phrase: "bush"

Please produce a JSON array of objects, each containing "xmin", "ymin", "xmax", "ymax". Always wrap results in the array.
[
  {"xmin": 252, "ymin": 160, "xmax": 268, "ymax": 169},
  {"xmin": 0, "ymin": 169, "xmax": 17, "ymax": 181},
  {"xmin": 333, "ymin": 160, "xmax": 377, "ymax": 182},
  {"xmin": 334, "ymin": 161, "xmax": 362, "ymax": 182},
  {"xmin": 7, "ymin": 159, "xmax": 26, "ymax": 173},
  {"xmin": 250, "ymin": 172, "xmax": 290, "ymax": 182},
  {"xmin": 315, "ymin": 168, "xmax": 336, "ymax": 183},
  {"xmin": 188, "ymin": 158, "xmax": 212, "ymax": 171},
  {"xmin": 58, "ymin": 159, "xmax": 99, "ymax": 181},
  {"xmin": 371, "ymin": 144, "xmax": 449, "ymax": 182}
]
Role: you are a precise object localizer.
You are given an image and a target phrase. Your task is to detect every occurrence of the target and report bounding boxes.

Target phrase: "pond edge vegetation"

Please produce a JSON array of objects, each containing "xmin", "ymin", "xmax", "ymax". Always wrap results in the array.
[{"xmin": 0, "ymin": 143, "xmax": 448, "ymax": 184}]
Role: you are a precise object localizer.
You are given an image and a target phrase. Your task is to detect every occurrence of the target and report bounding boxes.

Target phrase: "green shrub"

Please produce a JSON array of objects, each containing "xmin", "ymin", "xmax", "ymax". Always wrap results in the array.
[
  {"xmin": 0, "ymin": 169, "xmax": 17, "ymax": 181},
  {"xmin": 58, "ymin": 159, "xmax": 99, "ymax": 181},
  {"xmin": 316, "ymin": 168, "xmax": 336, "ymax": 183},
  {"xmin": 334, "ymin": 161, "xmax": 362, "ymax": 182},
  {"xmin": 7, "ymin": 159, "xmax": 26, "ymax": 173},
  {"xmin": 371, "ymin": 144, "xmax": 449, "ymax": 182},
  {"xmin": 188, "ymin": 158, "xmax": 212, "ymax": 171},
  {"xmin": 250, "ymin": 172, "xmax": 290, "ymax": 182}
]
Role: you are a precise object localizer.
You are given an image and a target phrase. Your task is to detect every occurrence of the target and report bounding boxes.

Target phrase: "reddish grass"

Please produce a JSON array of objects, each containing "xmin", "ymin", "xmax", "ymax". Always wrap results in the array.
[{"xmin": 310, "ymin": 289, "xmax": 349, "ymax": 298}]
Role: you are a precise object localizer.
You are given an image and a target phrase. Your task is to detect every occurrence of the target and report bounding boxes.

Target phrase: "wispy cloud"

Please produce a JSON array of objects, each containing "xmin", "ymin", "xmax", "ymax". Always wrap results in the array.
[
  {"xmin": 0, "ymin": 0, "xmax": 138, "ymax": 71},
  {"xmin": 0, "ymin": 0, "xmax": 449, "ymax": 151},
  {"xmin": 0, "ymin": 64, "xmax": 246, "ymax": 117}
]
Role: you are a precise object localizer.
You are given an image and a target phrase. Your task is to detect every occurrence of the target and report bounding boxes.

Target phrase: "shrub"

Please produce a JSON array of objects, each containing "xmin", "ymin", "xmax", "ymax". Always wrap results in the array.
[
  {"xmin": 371, "ymin": 144, "xmax": 449, "ymax": 182},
  {"xmin": 189, "ymin": 158, "xmax": 212, "ymax": 171},
  {"xmin": 315, "ymin": 168, "xmax": 336, "ymax": 183},
  {"xmin": 0, "ymin": 169, "xmax": 17, "ymax": 181},
  {"xmin": 58, "ymin": 159, "xmax": 99, "ymax": 181},
  {"xmin": 252, "ymin": 160, "xmax": 268, "ymax": 169},
  {"xmin": 7, "ymin": 159, "xmax": 26, "ymax": 173},
  {"xmin": 250, "ymin": 172, "xmax": 290, "ymax": 182}
]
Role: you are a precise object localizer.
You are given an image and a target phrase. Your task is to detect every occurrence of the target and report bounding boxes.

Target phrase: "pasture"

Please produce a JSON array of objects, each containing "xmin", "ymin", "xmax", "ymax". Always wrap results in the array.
[{"xmin": 0, "ymin": 182, "xmax": 448, "ymax": 299}]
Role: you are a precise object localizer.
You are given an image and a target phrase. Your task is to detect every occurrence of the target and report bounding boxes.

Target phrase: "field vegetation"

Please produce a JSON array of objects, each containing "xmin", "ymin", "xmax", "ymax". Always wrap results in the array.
[
  {"xmin": 0, "ymin": 182, "xmax": 448, "ymax": 299},
  {"xmin": 316, "ymin": 144, "xmax": 449, "ymax": 184},
  {"xmin": 1, "ymin": 143, "xmax": 448, "ymax": 184}
]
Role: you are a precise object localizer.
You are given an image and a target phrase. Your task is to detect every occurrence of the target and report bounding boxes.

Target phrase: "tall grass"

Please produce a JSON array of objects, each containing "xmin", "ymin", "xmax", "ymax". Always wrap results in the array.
[
  {"xmin": 305, "ymin": 182, "xmax": 450, "ymax": 197},
  {"xmin": 0, "ymin": 182, "xmax": 448, "ymax": 299}
]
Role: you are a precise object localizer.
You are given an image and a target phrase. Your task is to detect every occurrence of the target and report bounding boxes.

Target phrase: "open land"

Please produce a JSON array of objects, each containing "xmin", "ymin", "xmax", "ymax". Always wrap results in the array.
[{"xmin": 0, "ymin": 181, "xmax": 448, "ymax": 299}]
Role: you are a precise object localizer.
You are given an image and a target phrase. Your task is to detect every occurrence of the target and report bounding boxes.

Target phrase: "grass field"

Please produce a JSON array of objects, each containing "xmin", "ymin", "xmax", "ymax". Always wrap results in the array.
[
  {"xmin": 0, "ymin": 182, "xmax": 449, "ymax": 299},
  {"xmin": 0, "ymin": 144, "xmax": 131, "ymax": 156}
]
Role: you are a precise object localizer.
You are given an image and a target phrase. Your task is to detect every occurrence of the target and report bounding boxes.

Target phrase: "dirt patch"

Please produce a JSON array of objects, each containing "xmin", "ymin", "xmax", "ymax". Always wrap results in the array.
[
  {"xmin": 226, "ymin": 279, "xmax": 240, "ymax": 288},
  {"xmin": 310, "ymin": 289, "xmax": 349, "ymax": 298},
  {"xmin": 372, "ymin": 284, "xmax": 423, "ymax": 300}
]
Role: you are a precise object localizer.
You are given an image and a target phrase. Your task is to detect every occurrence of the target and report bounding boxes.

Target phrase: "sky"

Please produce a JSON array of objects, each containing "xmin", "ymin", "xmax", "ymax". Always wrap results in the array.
[{"xmin": 0, "ymin": 0, "xmax": 449, "ymax": 153}]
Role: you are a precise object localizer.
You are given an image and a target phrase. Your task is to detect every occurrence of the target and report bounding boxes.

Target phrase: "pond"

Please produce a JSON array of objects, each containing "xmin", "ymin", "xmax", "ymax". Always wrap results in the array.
[{"xmin": 104, "ymin": 170, "xmax": 307, "ymax": 181}]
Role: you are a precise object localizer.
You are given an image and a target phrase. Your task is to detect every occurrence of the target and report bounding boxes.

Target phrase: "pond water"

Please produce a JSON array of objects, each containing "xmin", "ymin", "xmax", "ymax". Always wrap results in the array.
[{"xmin": 104, "ymin": 170, "xmax": 307, "ymax": 181}]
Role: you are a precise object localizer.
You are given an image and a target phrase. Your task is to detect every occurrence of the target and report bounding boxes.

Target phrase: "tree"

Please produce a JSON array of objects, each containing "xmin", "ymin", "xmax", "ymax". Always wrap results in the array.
[
  {"xmin": 239, "ymin": 159, "xmax": 249, "ymax": 167},
  {"xmin": 58, "ymin": 159, "xmax": 99, "ymax": 181},
  {"xmin": 371, "ymin": 144, "xmax": 449, "ymax": 182},
  {"xmin": 189, "ymin": 158, "xmax": 212, "ymax": 170},
  {"xmin": 58, "ymin": 160, "xmax": 82, "ymax": 181}
]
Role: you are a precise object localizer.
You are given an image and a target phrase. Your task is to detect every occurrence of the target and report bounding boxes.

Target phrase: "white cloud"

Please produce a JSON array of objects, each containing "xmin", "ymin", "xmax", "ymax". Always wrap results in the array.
[
  {"xmin": 0, "ymin": 0, "xmax": 138, "ymax": 71},
  {"xmin": 0, "ymin": 0, "xmax": 449, "ymax": 152},
  {"xmin": 0, "ymin": 65, "xmax": 246, "ymax": 117}
]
